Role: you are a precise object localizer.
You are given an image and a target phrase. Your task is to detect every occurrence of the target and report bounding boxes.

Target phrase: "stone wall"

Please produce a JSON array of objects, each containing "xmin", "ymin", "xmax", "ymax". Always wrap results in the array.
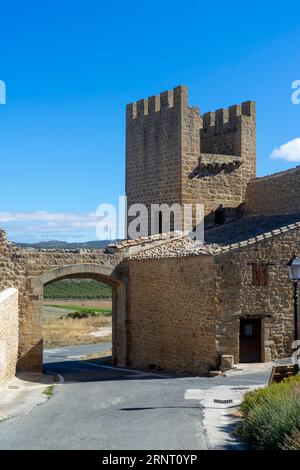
[
  {"xmin": 0, "ymin": 230, "xmax": 16, "ymax": 292},
  {"xmin": 215, "ymin": 227, "xmax": 300, "ymax": 364},
  {"xmin": 182, "ymin": 96, "xmax": 256, "ymax": 220},
  {"xmin": 245, "ymin": 166, "xmax": 300, "ymax": 216},
  {"xmin": 128, "ymin": 255, "xmax": 217, "ymax": 373},
  {"xmin": 0, "ymin": 288, "xmax": 18, "ymax": 386}
]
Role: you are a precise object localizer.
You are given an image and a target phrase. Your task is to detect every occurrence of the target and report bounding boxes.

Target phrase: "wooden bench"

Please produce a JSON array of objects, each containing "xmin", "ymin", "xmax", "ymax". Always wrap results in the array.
[{"xmin": 268, "ymin": 364, "xmax": 299, "ymax": 385}]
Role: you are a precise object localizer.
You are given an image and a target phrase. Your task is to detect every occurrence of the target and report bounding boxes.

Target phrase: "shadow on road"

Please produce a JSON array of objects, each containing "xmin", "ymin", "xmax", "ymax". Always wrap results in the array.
[
  {"xmin": 42, "ymin": 357, "xmax": 193, "ymax": 384},
  {"xmin": 119, "ymin": 406, "xmax": 200, "ymax": 411}
]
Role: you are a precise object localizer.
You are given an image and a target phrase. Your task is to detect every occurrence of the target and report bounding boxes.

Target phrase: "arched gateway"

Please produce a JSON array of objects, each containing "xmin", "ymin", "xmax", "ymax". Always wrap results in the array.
[{"xmin": 14, "ymin": 249, "xmax": 129, "ymax": 372}]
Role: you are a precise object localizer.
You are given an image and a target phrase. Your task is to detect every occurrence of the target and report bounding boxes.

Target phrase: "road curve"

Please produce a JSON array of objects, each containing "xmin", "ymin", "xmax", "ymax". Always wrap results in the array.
[
  {"xmin": 0, "ymin": 344, "xmax": 271, "ymax": 450},
  {"xmin": 0, "ymin": 344, "xmax": 209, "ymax": 450}
]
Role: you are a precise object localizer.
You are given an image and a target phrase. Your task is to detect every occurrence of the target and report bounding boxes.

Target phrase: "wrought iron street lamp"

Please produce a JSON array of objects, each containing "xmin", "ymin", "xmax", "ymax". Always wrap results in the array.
[{"xmin": 287, "ymin": 256, "xmax": 300, "ymax": 342}]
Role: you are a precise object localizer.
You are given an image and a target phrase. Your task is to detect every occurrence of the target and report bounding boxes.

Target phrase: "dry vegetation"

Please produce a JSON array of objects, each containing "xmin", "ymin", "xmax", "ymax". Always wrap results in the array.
[
  {"xmin": 43, "ymin": 286, "xmax": 112, "ymax": 349},
  {"xmin": 43, "ymin": 314, "xmax": 112, "ymax": 348}
]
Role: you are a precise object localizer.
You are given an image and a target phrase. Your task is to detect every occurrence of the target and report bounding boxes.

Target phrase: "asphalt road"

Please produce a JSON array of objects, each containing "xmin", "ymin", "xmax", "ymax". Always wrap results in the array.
[
  {"xmin": 43, "ymin": 342, "xmax": 112, "ymax": 363},
  {"xmin": 0, "ymin": 344, "xmax": 271, "ymax": 450}
]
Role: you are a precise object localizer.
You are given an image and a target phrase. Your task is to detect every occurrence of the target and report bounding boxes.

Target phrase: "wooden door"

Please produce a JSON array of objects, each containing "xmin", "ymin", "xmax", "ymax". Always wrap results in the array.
[{"xmin": 239, "ymin": 318, "xmax": 261, "ymax": 363}]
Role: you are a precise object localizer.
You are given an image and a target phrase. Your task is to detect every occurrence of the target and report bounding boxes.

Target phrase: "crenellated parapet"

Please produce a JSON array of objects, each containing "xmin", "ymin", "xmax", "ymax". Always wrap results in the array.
[
  {"xmin": 202, "ymin": 101, "xmax": 256, "ymax": 129},
  {"xmin": 126, "ymin": 85, "xmax": 189, "ymax": 121},
  {"xmin": 127, "ymin": 88, "xmax": 255, "ymax": 129},
  {"xmin": 200, "ymin": 100, "xmax": 256, "ymax": 157}
]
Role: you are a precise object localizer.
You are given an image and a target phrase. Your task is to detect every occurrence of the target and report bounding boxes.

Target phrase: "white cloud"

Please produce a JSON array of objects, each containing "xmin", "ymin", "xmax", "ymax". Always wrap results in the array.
[
  {"xmin": 270, "ymin": 138, "xmax": 300, "ymax": 162},
  {"xmin": 0, "ymin": 211, "xmax": 99, "ymax": 224},
  {"xmin": 0, "ymin": 210, "xmax": 117, "ymax": 243}
]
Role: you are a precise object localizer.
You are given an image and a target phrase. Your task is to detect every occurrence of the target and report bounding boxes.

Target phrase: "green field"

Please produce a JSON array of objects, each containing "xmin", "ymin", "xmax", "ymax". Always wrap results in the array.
[
  {"xmin": 44, "ymin": 304, "xmax": 112, "ymax": 314},
  {"xmin": 44, "ymin": 279, "xmax": 112, "ymax": 299}
]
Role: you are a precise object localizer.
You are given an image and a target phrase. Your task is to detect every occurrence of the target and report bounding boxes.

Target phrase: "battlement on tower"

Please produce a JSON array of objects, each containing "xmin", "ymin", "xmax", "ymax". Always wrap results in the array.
[
  {"xmin": 126, "ymin": 85, "xmax": 193, "ymax": 120},
  {"xmin": 200, "ymin": 100, "xmax": 256, "ymax": 157},
  {"xmin": 202, "ymin": 101, "xmax": 256, "ymax": 128}
]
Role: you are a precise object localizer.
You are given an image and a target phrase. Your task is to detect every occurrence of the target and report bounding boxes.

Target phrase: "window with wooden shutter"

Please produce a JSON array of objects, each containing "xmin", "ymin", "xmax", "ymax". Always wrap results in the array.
[{"xmin": 252, "ymin": 264, "xmax": 269, "ymax": 286}]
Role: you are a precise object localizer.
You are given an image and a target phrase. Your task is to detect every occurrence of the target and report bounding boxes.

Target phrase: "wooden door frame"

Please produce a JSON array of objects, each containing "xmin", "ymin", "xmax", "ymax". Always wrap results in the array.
[{"xmin": 239, "ymin": 317, "xmax": 262, "ymax": 363}]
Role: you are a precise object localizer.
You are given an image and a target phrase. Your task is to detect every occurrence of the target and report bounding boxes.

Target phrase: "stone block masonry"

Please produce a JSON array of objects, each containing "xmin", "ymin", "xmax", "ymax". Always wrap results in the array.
[
  {"xmin": 214, "ymin": 227, "xmax": 300, "ymax": 364},
  {"xmin": 126, "ymin": 86, "xmax": 184, "ymax": 233},
  {"xmin": 128, "ymin": 255, "xmax": 218, "ymax": 374},
  {"xmin": 245, "ymin": 166, "xmax": 300, "ymax": 216},
  {"xmin": 0, "ymin": 288, "xmax": 18, "ymax": 386},
  {"xmin": 185, "ymin": 99, "xmax": 256, "ymax": 219},
  {"xmin": 126, "ymin": 85, "xmax": 256, "ymax": 232}
]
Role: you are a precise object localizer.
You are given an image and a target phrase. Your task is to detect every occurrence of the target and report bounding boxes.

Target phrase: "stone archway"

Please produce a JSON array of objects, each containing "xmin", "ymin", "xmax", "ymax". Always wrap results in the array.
[{"xmin": 19, "ymin": 263, "xmax": 127, "ymax": 372}]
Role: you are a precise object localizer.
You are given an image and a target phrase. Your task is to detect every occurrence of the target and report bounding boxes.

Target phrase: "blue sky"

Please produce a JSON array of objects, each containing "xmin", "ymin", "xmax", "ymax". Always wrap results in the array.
[{"xmin": 0, "ymin": 0, "xmax": 299, "ymax": 242}]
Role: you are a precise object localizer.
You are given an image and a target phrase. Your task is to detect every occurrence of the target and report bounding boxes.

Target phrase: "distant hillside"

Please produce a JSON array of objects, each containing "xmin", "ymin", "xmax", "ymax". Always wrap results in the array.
[
  {"xmin": 16, "ymin": 240, "xmax": 118, "ymax": 250},
  {"xmin": 44, "ymin": 279, "xmax": 112, "ymax": 299}
]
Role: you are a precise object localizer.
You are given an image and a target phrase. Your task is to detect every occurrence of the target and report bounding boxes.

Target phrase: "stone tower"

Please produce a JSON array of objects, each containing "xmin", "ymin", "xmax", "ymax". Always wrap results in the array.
[{"xmin": 126, "ymin": 85, "xmax": 256, "ymax": 234}]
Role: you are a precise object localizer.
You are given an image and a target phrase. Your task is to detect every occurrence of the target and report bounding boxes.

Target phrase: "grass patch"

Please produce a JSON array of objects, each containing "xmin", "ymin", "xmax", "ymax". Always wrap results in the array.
[
  {"xmin": 44, "ymin": 304, "xmax": 112, "ymax": 315},
  {"xmin": 43, "ymin": 385, "xmax": 54, "ymax": 398},
  {"xmin": 238, "ymin": 374, "xmax": 300, "ymax": 449}
]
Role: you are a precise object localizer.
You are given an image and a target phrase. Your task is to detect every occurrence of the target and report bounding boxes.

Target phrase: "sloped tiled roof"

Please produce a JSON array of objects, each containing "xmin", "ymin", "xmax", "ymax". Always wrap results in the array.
[
  {"xmin": 204, "ymin": 214, "xmax": 300, "ymax": 246},
  {"xmin": 130, "ymin": 214, "xmax": 300, "ymax": 260}
]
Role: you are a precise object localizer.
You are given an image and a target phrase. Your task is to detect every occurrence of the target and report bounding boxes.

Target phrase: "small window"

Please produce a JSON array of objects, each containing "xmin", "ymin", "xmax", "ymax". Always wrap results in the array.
[
  {"xmin": 244, "ymin": 324, "xmax": 253, "ymax": 337},
  {"xmin": 252, "ymin": 264, "xmax": 268, "ymax": 287}
]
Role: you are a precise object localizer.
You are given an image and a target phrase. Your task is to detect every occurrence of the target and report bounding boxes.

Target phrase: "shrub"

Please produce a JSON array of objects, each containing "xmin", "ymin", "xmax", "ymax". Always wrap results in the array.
[
  {"xmin": 67, "ymin": 310, "xmax": 98, "ymax": 319},
  {"xmin": 240, "ymin": 375, "xmax": 300, "ymax": 417},
  {"xmin": 239, "ymin": 375, "xmax": 300, "ymax": 449}
]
